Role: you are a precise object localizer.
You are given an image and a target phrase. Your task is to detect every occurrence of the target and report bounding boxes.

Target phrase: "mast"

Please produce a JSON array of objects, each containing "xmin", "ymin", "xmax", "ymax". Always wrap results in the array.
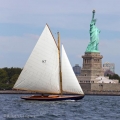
[{"xmin": 58, "ymin": 32, "xmax": 63, "ymax": 95}]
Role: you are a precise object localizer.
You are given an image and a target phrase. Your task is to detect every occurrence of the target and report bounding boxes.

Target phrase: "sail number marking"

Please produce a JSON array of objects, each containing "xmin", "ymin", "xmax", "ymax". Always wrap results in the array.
[{"xmin": 42, "ymin": 60, "xmax": 46, "ymax": 63}]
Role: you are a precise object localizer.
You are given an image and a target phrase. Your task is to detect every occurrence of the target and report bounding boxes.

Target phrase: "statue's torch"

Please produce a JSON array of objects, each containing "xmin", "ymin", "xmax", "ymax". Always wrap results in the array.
[{"xmin": 92, "ymin": 10, "xmax": 95, "ymax": 20}]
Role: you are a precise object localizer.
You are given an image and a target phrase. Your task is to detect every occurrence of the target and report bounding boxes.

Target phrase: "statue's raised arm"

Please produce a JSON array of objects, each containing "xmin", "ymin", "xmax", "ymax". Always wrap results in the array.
[{"xmin": 92, "ymin": 10, "xmax": 95, "ymax": 20}]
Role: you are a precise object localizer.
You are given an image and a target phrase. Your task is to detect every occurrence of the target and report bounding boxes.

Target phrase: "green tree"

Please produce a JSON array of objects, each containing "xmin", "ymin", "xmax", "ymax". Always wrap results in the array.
[
  {"xmin": 10, "ymin": 74, "xmax": 19, "ymax": 84},
  {"xmin": 108, "ymin": 73, "xmax": 120, "ymax": 83},
  {"xmin": 0, "ymin": 67, "xmax": 22, "ymax": 90},
  {"xmin": 0, "ymin": 69, "xmax": 8, "ymax": 84}
]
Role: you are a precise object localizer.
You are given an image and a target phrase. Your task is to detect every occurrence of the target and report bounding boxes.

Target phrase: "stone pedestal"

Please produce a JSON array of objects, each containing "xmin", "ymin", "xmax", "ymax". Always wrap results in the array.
[{"xmin": 77, "ymin": 52, "xmax": 104, "ymax": 83}]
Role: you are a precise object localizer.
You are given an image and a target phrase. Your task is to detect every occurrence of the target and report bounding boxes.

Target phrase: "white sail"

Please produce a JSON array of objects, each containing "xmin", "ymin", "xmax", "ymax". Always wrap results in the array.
[
  {"xmin": 13, "ymin": 24, "xmax": 60, "ymax": 94},
  {"xmin": 61, "ymin": 45, "xmax": 84, "ymax": 95}
]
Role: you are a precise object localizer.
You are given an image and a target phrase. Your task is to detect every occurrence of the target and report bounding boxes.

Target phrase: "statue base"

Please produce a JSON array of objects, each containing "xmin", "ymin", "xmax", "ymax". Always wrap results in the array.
[{"xmin": 77, "ymin": 52, "xmax": 104, "ymax": 83}]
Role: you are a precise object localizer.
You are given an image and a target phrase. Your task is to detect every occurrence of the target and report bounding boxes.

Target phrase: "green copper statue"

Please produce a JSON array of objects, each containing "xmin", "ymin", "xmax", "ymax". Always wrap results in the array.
[{"xmin": 86, "ymin": 10, "xmax": 100, "ymax": 53}]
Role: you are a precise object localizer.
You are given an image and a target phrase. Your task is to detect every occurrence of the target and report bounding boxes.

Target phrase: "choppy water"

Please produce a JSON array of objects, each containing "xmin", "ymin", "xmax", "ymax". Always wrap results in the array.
[{"xmin": 0, "ymin": 94, "xmax": 120, "ymax": 120}]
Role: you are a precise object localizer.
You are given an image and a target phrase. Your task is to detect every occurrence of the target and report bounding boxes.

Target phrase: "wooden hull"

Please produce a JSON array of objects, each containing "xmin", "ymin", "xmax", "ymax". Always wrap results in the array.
[{"xmin": 21, "ymin": 95, "xmax": 84, "ymax": 101}]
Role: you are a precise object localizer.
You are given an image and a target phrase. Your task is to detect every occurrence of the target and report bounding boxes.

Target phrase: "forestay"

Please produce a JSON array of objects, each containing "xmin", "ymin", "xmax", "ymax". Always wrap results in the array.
[
  {"xmin": 13, "ymin": 25, "xmax": 60, "ymax": 94},
  {"xmin": 61, "ymin": 45, "xmax": 84, "ymax": 95}
]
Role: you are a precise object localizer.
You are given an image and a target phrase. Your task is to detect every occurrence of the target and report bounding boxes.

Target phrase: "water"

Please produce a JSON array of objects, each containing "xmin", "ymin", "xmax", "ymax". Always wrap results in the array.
[{"xmin": 0, "ymin": 94, "xmax": 120, "ymax": 120}]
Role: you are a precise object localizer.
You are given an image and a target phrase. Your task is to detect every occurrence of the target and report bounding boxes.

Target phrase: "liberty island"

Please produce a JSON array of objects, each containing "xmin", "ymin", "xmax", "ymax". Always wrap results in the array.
[{"xmin": 77, "ymin": 10, "xmax": 120, "ymax": 93}]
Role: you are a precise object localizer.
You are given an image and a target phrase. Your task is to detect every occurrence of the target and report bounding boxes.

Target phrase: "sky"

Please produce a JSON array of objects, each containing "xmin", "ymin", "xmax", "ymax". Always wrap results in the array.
[{"xmin": 0, "ymin": 0, "xmax": 120, "ymax": 75}]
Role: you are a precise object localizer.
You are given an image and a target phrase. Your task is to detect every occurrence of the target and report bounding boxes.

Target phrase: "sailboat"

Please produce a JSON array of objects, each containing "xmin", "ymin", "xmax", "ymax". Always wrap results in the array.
[{"xmin": 13, "ymin": 24, "xmax": 84, "ymax": 101}]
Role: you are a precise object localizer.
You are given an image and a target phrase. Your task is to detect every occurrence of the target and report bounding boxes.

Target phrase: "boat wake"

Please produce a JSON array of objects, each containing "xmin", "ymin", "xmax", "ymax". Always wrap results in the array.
[{"xmin": 63, "ymin": 100, "xmax": 76, "ymax": 102}]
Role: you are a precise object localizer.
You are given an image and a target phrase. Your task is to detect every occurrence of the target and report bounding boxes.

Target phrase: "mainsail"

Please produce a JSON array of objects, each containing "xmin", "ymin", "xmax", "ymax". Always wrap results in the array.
[
  {"xmin": 61, "ymin": 45, "xmax": 84, "ymax": 95},
  {"xmin": 13, "ymin": 24, "xmax": 84, "ymax": 95},
  {"xmin": 13, "ymin": 24, "xmax": 60, "ymax": 94}
]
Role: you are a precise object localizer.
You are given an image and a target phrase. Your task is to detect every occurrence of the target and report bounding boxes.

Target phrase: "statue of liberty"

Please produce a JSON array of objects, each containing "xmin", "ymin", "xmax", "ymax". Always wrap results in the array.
[{"xmin": 86, "ymin": 10, "xmax": 100, "ymax": 53}]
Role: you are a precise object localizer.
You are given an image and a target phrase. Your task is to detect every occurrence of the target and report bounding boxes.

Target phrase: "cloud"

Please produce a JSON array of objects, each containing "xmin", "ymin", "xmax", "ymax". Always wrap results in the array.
[
  {"xmin": 0, "ymin": 34, "xmax": 39, "ymax": 53},
  {"xmin": 0, "ymin": 0, "xmax": 120, "ymax": 74},
  {"xmin": 62, "ymin": 38, "xmax": 120, "ymax": 75},
  {"xmin": 0, "ymin": 33, "xmax": 119, "ymax": 74},
  {"xmin": 0, "ymin": 0, "xmax": 120, "ymax": 31},
  {"xmin": 0, "ymin": 0, "xmax": 120, "ymax": 15},
  {"xmin": 0, "ymin": 34, "xmax": 39, "ymax": 67},
  {"xmin": 99, "ymin": 39, "xmax": 120, "ymax": 55}
]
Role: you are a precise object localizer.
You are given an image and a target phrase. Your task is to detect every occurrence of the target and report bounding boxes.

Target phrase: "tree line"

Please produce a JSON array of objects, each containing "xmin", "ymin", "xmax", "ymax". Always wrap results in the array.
[
  {"xmin": 104, "ymin": 70, "xmax": 120, "ymax": 82},
  {"xmin": 0, "ymin": 67, "xmax": 120, "ymax": 90},
  {"xmin": 0, "ymin": 67, "xmax": 22, "ymax": 90},
  {"xmin": 108, "ymin": 74, "xmax": 120, "ymax": 82}
]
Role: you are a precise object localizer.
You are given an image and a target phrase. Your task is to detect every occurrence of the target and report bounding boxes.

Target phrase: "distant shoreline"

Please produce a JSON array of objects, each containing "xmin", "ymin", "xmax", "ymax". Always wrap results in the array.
[
  {"xmin": 84, "ymin": 91, "xmax": 120, "ymax": 96},
  {"xmin": 0, "ymin": 90, "xmax": 37, "ymax": 94},
  {"xmin": 0, "ymin": 90, "xmax": 120, "ymax": 96}
]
